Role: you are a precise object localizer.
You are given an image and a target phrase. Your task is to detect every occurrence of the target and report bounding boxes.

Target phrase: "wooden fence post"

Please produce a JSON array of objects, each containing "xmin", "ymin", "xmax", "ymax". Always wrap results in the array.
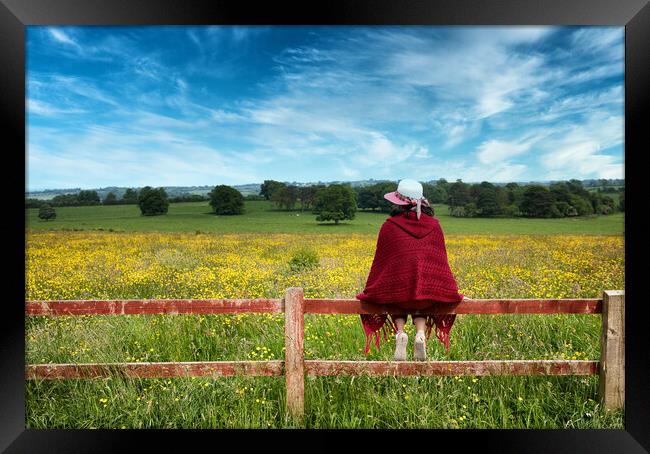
[
  {"xmin": 599, "ymin": 290, "xmax": 625, "ymax": 411},
  {"xmin": 284, "ymin": 287, "xmax": 305, "ymax": 421}
]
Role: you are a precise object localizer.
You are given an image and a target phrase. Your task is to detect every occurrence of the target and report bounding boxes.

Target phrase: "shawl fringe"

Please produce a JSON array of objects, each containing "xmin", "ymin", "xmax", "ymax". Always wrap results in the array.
[{"xmin": 360, "ymin": 313, "xmax": 457, "ymax": 355}]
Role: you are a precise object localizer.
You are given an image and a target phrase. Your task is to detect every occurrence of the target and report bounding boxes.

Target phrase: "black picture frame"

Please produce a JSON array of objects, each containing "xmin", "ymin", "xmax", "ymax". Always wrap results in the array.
[{"xmin": 2, "ymin": 0, "xmax": 647, "ymax": 451}]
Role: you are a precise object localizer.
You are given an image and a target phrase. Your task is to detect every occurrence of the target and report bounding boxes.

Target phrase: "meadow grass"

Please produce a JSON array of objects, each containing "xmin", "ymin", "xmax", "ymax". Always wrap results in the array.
[
  {"xmin": 26, "ymin": 200, "xmax": 624, "ymax": 235},
  {"xmin": 26, "ymin": 312, "xmax": 622, "ymax": 429},
  {"xmin": 25, "ymin": 230, "xmax": 624, "ymax": 428}
]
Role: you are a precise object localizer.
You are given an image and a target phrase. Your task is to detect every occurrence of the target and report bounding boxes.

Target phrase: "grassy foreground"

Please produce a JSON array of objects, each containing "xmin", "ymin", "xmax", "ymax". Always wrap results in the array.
[
  {"xmin": 25, "ymin": 231, "xmax": 624, "ymax": 428},
  {"xmin": 26, "ymin": 200, "xmax": 625, "ymax": 235},
  {"xmin": 27, "ymin": 313, "xmax": 622, "ymax": 429}
]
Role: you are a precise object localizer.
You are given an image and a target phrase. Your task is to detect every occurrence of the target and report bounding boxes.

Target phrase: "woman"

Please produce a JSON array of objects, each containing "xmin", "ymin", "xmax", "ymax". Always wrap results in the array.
[{"xmin": 356, "ymin": 179, "xmax": 465, "ymax": 361}]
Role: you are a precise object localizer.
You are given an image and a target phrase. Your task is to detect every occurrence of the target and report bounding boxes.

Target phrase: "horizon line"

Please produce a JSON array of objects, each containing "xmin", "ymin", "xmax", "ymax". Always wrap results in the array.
[{"xmin": 26, "ymin": 177, "xmax": 626, "ymax": 194}]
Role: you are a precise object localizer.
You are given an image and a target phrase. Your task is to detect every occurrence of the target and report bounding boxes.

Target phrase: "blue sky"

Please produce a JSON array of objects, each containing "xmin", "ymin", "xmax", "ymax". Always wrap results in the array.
[{"xmin": 26, "ymin": 26, "xmax": 624, "ymax": 190}]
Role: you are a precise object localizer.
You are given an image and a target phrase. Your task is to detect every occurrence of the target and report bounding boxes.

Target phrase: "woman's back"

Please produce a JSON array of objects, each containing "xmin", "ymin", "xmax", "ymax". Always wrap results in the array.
[
  {"xmin": 356, "ymin": 211, "xmax": 462, "ymax": 308},
  {"xmin": 356, "ymin": 179, "xmax": 464, "ymax": 358}
]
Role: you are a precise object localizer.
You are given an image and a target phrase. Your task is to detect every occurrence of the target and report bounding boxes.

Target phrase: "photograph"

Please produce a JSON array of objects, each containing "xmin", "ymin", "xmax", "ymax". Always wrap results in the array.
[{"xmin": 24, "ymin": 24, "xmax": 625, "ymax": 430}]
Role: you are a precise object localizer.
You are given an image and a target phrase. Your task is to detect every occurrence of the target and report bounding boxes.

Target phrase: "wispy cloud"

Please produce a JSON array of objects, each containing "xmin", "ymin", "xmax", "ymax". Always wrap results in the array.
[
  {"xmin": 27, "ymin": 99, "xmax": 86, "ymax": 116},
  {"xmin": 26, "ymin": 26, "xmax": 624, "ymax": 189},
  {"xmin": 48, "ymin": 29, "xmax": 80, "ymax": 48},
  {"xmin": 476, "ymin": 139, "xmax": 532, "ymax": 165},
  {"xmin": 537, "ymin": 112, "xmax": 624, "ymax": 179}
]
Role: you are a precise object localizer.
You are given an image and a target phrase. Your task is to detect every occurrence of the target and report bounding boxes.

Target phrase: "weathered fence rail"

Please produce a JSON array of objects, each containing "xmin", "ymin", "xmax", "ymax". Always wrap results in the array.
[
  {"xmin": 25, "ymin": 297, "xmax": 602, "ymax": 316},
  {"xmin": 25, "ymin": 288, "xmax": 624, "ymax": 420}
]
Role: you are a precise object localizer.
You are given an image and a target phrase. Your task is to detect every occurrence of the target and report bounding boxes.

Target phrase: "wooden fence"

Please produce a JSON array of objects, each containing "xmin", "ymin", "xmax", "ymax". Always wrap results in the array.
[{"xmin": 25, "ymin": 288, "xmax": 625, "ymax": 420}]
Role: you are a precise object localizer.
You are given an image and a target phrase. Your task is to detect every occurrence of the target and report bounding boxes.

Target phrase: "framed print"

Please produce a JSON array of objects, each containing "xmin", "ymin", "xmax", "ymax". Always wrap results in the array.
[{"xmin": 2, "ymin": 0, "xmax": 648, "ymax": 451}]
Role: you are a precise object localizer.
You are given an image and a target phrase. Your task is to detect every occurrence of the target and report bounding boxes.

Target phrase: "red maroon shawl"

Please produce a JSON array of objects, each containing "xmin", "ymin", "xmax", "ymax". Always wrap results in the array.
[{"xmin": 357, "ymin": 211, "xmax": 463, "ymax": 354}]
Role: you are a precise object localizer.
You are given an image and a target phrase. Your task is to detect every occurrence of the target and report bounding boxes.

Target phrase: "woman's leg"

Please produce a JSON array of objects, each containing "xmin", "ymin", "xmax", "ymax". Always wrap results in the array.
[
  {"xmin": 392, "ymin": 315, "xmax": 408, "ymax": 361},
  {"xmin": 394, "ymin": 316, "xmax": 406, "ymax": 333},
  {"xmin": 413, "ymin": 316, "xmax": 427, "ymax": 361}
]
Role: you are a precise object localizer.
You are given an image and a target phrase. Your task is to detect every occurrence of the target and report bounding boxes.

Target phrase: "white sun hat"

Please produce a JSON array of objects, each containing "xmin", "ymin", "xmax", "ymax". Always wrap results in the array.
[{"xmin": 383, "ymin": 179, "xmax": 429, "ymax": 220}]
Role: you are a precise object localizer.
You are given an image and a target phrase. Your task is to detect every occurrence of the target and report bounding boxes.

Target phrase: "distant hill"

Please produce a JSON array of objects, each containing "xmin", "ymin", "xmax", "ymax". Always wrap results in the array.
[
  {"xmin": 25, "ymin": 178, "xmax": 624, "ymax": 200},
  {"xmin": 26, "ymin": 184, "xmax": 261, "ymax": 200}
]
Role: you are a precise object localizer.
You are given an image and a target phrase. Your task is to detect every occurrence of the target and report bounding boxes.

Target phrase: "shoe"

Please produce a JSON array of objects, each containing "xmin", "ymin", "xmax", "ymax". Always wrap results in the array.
[
  {"xmin": 394, "ymin": 332, "xmax": 408, "ymax": 361},
  {"xmin": 414, "ymin": 331, "xmax": 426, "ymax": 361}
]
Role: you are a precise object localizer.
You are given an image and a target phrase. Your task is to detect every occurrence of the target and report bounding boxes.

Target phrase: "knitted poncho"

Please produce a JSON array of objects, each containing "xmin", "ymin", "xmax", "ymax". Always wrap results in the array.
[{"xmin": 356, "ymin": 211, "xmax": 464, "ymax": 354}]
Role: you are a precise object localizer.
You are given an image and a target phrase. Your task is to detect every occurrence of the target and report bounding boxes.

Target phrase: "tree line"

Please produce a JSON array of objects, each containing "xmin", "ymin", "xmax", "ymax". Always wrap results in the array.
[
  {"xmin": 259, "ymin": 180, "xmax": 356, "ymax": 224},
  {"xmin": 31, "ymin": 179, "xmax": 624, "ymax": 223},
  {"xmin": 352, "ymin": 179, "xmax": 623, "ymax": 218},
  {"xmin": 445, "ymin": 180, "xmax": 622, "ymax": 218},
  {"xmin": 259, "ymin": 180, "xmax": 324, "ymax": 211},
  {"xmin": 26, "ymin": 188, "xmax": 213, "ymax": 209}
]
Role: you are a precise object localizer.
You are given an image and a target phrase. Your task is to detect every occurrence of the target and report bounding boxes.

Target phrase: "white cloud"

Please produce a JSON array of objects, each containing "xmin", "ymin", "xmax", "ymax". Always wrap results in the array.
[
  {"xmin": 27, "ymin": 99, "xmax": 86, "ymax": 116},
  {"xmin": 43, "ymin": 27, "xmax": 136, "ymax": 63},
  {"xmin": 476, "ymin": 139, "xmax": 532, "ymax": 164},
  {"xmin": 50, "ymin": 75, "xmax": 119, "ymax": 106},
  {"xmin": 48, "ymin": 29, "xmax": 80, "ymax": 48},
  {"xmin": 280, "ymin": 47, "xmax": 336, "ymax": 63},
  {"xmin": 27, "ymin": 26, "xmax": 625, "ymax": 186},
  {"xmin": 355, "ymin": 133, "xmax": 427, "ymax": 167},
  {"xmin": 540, "ymin": 141, "xmax": 623, "ymax": 179},
  {"xmin": 537, "ymin": 112, "xmax": 624, "ymax": 179},
  {"xmin": 412, "ymin": 157, "xmax": 530, "ymax": 183},
  {"xmin": 27, "ymin": 121, "xmax": 260, "ymax": 189},
  {"xmin": 413, "ymin": 147, "xmax": 430, "ymax": 158},
  {"xmin": 210, "ymin": 109, "xmax": 246, "ymax": 123},
  {"xmin": 539, "ymin": 85, "xmax": 623, "ymax": 122},
  {"xmin": 466, "ymin": 162, "xmax": 529, "ymax": 182},
  {"xmin": 570, "ymin": 27, "xmax": 624, "ymax": 58},
  {"xmin": 339, "ymin": 162, "xmax": 361, "ymax": 179}
]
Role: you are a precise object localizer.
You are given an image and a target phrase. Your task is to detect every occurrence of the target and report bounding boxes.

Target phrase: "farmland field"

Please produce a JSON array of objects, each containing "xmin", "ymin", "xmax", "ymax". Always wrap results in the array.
[
  {"xmin": 25, "ymin": 205, "xmax": 625, "ymax": 428},
  {"xmin": 26, "ymin": 200, "xmax": 625, "ymax": 235}
]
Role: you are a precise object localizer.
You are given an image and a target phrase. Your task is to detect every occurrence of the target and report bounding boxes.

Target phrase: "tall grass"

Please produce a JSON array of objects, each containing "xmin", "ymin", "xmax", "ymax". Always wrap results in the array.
[
  {"xmin": 25, "ymin": 229, "xmax": 624, "ymax": 428},
  {"xmin": 26, "ymin": 312, "xmax": 623, "ymax": 429}
]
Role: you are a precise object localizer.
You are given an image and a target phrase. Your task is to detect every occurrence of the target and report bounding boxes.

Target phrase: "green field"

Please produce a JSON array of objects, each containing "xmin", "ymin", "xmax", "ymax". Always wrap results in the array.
[
  {"xmin": 25, "ymin": 200, "xmax": 625, "ymax": 429},
  {"xmin": 27, "ymin": 312, "xmax": 622, "ymax": 429},
  {"xmin": 26, "ymin": 200, "xmax": 625, "ymax": 235}
]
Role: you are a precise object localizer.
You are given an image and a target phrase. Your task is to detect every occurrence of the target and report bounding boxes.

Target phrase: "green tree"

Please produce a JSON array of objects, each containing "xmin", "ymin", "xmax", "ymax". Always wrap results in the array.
[
  {"xmin": 469, "ymin": 183, "xmax": 481, "ymax": 202},
  {"xmin": 567, "ymin": 179, "xmax": 591, "ymax": 198},
  {"xmin": 447, "ymin": 180, "xmax": 471, "ymax": 207},
  {"xmin": 520, "ymin": 185, "xmax": 555, "ymax": 218},
  {"xmin": 550, "ymin": 182, "xmax": 572, "ymax": 205},
  {"xmin": 272, "ymin": 185, "xmax": 299, "ymax": 210},
  {"xmin": 137, "ymin": 186, "xmax": 169, "ymax": 216},
  {"xmin": 122, "ymin": 188, "xmax": 139, "ymax": 204},
  {"xmin": 569, "ymin": 194, "xmax": 594, "ymax": 216},
  {"xmin": 38, "ymin": 204, "xmax": 56, "ymax": 221},
  {"xmin": 476, "ymin": 182, "xmax": 501, "ymax": 216},
  {"xmin": 50, "ymin": 193, "xmax": 80, "ymax": 207},
  {"xmin": 25, "ymin": 198, "xmax": 43, "ymax": 208},
  {"xmin": 375, "ymin": 182, "xmax": 399, "ymax": 212},
  {"xmin": 298, "ymin": 186, "xmax": 320, "ymax": 211},
  {"xmin": 619, "ymin": 191, "xmax": 625, "ymax": 212},
  {"xmin": 314, "ymin": 184, "xmax": 357, "ymax": 225},
  {"xmin": 502, "ymin": 203, "xmax": 521, "ymax": 217},
  {"xmin": 356, "ymin": 186, "xmax": 379, "ymax": 210},
  {"xmin": 169, "ymin": 194, "xmax": 209, "ymax": 203},
  {"xmin": 209, "ymin": 185, "xmax": 245, "ymax": 215},
  {"xmin": 260, "ymin": 180, "xmax": 286, "ymax": 201},
  {"xmin": 103, "ymin": 192, "xmax": 118, "ymax": 205},
  {"xmin": 423, "ymin": 183, "xmax": 447, "ymax": 204},
  {"xmin": 505, "ymin": 183, "xmax": 524, "ymax": 205},
  {"xmin": 436, "ymin": 178, "xmax": 450, "ymax": 194},
  {"xmin": 356, "ymin": 182, "xmax": 396, "ymax": 212},
  {"xmin": 77, "ymin": 190, "xmax": 100, "ymax": 205},
  {"xmin": 589, "ymin": 192, "xmax": 616, "ymax": 215}
]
